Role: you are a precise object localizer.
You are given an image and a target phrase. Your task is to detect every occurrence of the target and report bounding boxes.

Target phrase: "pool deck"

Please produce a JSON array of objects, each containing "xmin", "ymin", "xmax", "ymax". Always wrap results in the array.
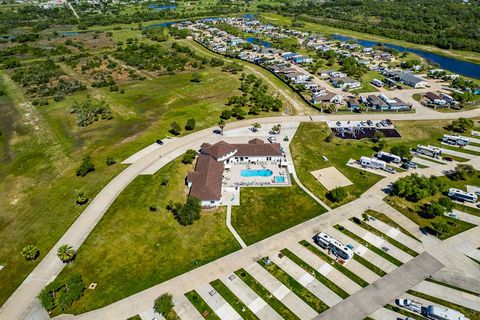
[{"xmin": 223, "ymin": 162, "xmax": 290, "ymax": 189}]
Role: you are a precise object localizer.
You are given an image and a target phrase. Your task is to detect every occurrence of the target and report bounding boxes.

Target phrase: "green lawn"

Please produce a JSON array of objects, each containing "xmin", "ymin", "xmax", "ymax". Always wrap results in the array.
[
  {"xmin": 234, "ymin": 269, "xmax": 299, "ymax": 320},
  {"xmin": 280, "ymin": 248, "xmax": 351, "ymax": 297},
  {"xmin": 365, "ymin": 210, "xmax": 421, "ymax": 242},
  {"xmin": 185, "ymin": 290, "xmax": 221, "ymax": 320},
  {"xmin": 231, "ymin": 177, "xmax": 327, "ymax": 245},
  {"xmin": 298, "ymin": 241, "xmax": 369, "ymax": 287},
  {"xmin": 334, "ymin": 225, "xmax": 403, "ymax": 267},
  {"xmin": 52, "ymin": 157, "xmax": 241, "ymax": 315},
  {"xmin": 289, "ymin": 120, "xmax": 476, "ymax": 208},
  {"xmin": 349, "ymin": 217, "xmax": 419, "ymax": 257},
  {"xmin": 258, "ymin": 259, "xmax": 330, "ymax": 313},
  {"xmin": 210, "ymin": 280, "xmax": 259, "ymax": 320},
  {"xmin": 0, "ymin": 46, "xmax": 287, "ymax": 306}
]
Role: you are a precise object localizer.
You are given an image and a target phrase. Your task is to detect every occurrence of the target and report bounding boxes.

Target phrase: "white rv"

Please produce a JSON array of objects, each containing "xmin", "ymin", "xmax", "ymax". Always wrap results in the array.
[
  {"xmin": 442, "ymin": 134, "xmax": 470, "ymax": 146},
  {"xmin": 448, "ymin": 188, "xmax": 477, "ymax": 203},
  {"xmin": 360, "ymin": 156, "xmax": 387, "ymax": 170},
  {"xmin": 416, "ymin": 145, "xmax": 441, "ymax": 157}
]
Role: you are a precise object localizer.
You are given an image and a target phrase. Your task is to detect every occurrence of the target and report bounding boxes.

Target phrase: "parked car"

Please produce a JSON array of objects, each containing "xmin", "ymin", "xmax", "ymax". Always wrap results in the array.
[
  {"xmin": 268, "ymin": 136, "xmax": 277, "ymax": 143},
  {"xmin": 443, "ymin": 156, "xmax": 453, "ymax": 162},
  {"xmin": 156, "ymin": 139, "xmax": 164, "ymax": 145},
  {"xmin": 367, "ymin": 120, "xmax": 373, "ymax": 126},
  {"xmin": 383, "ymin": 167, "xmax": 396, "ymax": 174}
]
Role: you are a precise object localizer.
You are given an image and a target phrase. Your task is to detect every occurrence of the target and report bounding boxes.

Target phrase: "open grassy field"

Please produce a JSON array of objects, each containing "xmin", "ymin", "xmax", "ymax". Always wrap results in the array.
[
  {"xmin": 259, "ymin": 13, "xmax": 480, "ymax": 65},
  {"xmin": 290, "ymin": 120, "xmax": 476, "ymax": 208},
  {"xmin": 53, "ymin": 156, "xmax": 240, "ymax": 315},
  {"xmin": 0, "ymin": 58, "xmax": 259, "ymax": 307},
  {"xmin": 231, "ymin": 178, "xmax": 327, "ymax": 245}
]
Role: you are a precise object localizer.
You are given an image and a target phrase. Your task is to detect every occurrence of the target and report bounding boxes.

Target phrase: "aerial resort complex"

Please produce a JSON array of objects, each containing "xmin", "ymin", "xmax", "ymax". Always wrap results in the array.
[{"xmin": 1, "ymin": 0, "xmax": 480, "ymax": 320}]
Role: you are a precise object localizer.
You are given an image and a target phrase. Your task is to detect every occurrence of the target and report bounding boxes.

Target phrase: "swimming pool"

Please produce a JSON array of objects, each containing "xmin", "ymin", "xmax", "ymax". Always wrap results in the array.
[
  {"xmin": 274, "ymin": 176, "xmax": 285, "ymax": 183},
  {"xmin": 240, "ymin": 169, "xmax": 273, "ymax": 177}
]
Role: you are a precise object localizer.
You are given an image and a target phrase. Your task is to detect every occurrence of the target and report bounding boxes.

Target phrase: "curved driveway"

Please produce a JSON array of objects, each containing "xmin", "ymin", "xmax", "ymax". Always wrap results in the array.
[{"xmin": 1, "ymin": 106, "xmax": 479, "ymax": 320}]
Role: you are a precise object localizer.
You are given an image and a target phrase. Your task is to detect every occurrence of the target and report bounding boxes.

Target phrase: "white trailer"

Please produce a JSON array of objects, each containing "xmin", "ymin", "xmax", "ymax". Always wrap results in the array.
[
  {"xmin": 426, "ymin": 304, "xmax": 466, "ymax": 320},
  {"xmin": 416, "ymin": 145, "xmax": 442, "ymax": 157},
  {"xmin": 313, "ymin": 232, "xmax": 354, "ymax": 260},
  {"xmin": 448, "ymin": 188, "xmax": 478, "ymax": 203},
  {"xmin": 442, "ymin": 134, "xmax": 470, "ymax": 146},
  {"xmin": 360, "ymin": 156, "xmax": 387, "ymax": 170},
  {"xmin": 376, "ymin": 151, "xmax": 401, "ymax": 163}
]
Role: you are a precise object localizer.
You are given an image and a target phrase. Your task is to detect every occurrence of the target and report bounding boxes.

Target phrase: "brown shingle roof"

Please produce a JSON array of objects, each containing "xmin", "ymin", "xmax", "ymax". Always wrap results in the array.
[
  {"xmin": 187, "ymin": 154, "xmax": 224, "ymax": 201},
  {"xmin": 232, "ymin": 141, "xmax": 282, "ymax": 157},
  {"xmin": 201, "ymin": 141, "xmax": 237, "ymax": 160}
]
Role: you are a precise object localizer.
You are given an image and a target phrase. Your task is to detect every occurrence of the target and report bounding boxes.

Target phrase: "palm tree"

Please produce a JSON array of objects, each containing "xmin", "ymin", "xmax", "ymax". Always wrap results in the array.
[
  {"xmin": 218, "ymin": 119, "xmax": 225, "ymax": 135},
  {"xmin": 57, "ymin": 244, "xmax": 75, "ymax": 263},
  {"xmin": 21, "ymin": 244, "xmax": 39, "ymax": 261},
  {"xmin": 252, "ymin": 122, "xmax": 261, "ymax": 132}
]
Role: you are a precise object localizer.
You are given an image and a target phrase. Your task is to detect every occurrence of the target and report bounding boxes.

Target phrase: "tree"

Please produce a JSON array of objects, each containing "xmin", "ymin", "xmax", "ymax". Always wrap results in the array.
[
  {"xmin": 220, "ymin": 110, "xmax": 232, "ymax": 119},
  {"xmin": 191, "ymin": 73, "xmax": 202, "ymax": 83},
  {"xmin": 185, "ymin": 118, "xmax": 196, "ymax": 130},
  {"xmin": 371, "ymin": 130, "xmax": 384, "ymax": 143},
  {"xmin": 326, "ymin": 187, "xmax": 347, "ymax": 202},
  {"xmin": 252, "ymin": 122, "xmax": 261, "ymax": 132},
  {"xmin": 450, "ymin": 118, "xmax": 474, "ymax": 133},
  {"xmin": 182, "ymin": 149, "xmax": 197, "ymax": 164},
  {"xmin": 57, "ymin": 244, "xmax": 75, "ymax": 263},
  {"xmin": 21, "ymin": 245, "xmax": 39, "ymax": 261},
  {"xmin": 171, "ymin": 197, "xmax": 202, "ymax": 225},
  {"xmin": 271, "ymin": 124, "xmax": 281, "ymax": 134},
  {"xmin": 390, "ymin": 145, "xmax": 412, "ymax": 161},
  {"xmin": 231, "ymin": 106, "xmax": 246, "ymax": 119},
  {"xmin": 76, "ymin": 156, "xmax": 95, "ymax": 177},
  {"xmin": 169, "ymin": 122, "xmax": 181, "ymax": 135},
  {"xmin": 218, "ymin": 119, "xmax": 225, "ymax": 135},
  {"xmin": 448, "ymin": 164, "xmax": 475, "ymax": 181},
  {"xmin": 438, "ymin": 197, "xmax": 453, "ymax": 212},
  {"xmin": 154, "ymin": 293, "xmax": 174, "ymax": 316},
  {"xmin": 422, "ymin": 201, "xmax": 445, "ymax": 219}
]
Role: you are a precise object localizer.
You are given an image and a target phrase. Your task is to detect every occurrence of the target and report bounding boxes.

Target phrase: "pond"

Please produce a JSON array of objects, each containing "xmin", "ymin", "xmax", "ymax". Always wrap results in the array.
[
  {"xmin": 246, "ymin": 37, "xmax": 272, "ymax": 48},
  {"xmin": 332, "ymin": 34, "xmax": 480, "ymax": 79},
  {"xmin": 147, "ymin": 4, "xmax": 176, "ymax": 11}
]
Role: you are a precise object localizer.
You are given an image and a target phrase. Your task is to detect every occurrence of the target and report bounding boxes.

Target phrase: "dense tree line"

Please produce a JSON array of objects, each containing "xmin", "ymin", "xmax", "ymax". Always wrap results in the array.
[
  {"xmin": 391, "ymin": 174, "xmax": 448, "ymax": 202},
  {"xmin": 264, "ymin": 0, "xmax": 480, "ymax": 52}
]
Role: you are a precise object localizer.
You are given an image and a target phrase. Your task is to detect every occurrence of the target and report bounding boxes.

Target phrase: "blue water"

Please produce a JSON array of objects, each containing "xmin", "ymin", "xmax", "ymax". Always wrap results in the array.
[
  {"xmin": 331, "ymin": 34, "xmax": 480, "ymax": 79},
  {"xmin": 240, "ymin": 169, "xmax": 273, "ymax": 177},
  {"xmin": 246, "ymin": 37, "xmax": 271, "ymax": 48},
  {"xmin": 60, "ymin": 31, "xmax": 79, "ymax": 36},
  {"xmin": 274, "ymin": 176, "xmax": 285, "ymax": 183},
  {"xmin": 243, "ymin": 14, "xmax": 255, "ymax": 20},
  {"xmin": 144, "ymin": 20, "xmax": 184, "ymax": 29},
  {"xmin": 0, "ymin": 35, "xmax": 15, "ymax": 40},
  {"xmin": 148, "ymin": 4, "xmax": 176, "ymax": 10}
]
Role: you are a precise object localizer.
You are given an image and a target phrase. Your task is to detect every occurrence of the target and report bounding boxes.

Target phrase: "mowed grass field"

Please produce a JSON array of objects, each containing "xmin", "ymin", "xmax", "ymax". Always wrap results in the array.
[
  {"xmin": 54, "ymin": 157, "xmax": 241, "ymax": 315},
  {"xmin": 0, "ymin": 65, "xmax": 247, "ymax": 307},
  {"xmin": 231, "ymin": 178, "xmax": 327, "ymax": 245},
  {"xmin": 290, "ymin": 120, "xmax": 470, "ymax": 208}
]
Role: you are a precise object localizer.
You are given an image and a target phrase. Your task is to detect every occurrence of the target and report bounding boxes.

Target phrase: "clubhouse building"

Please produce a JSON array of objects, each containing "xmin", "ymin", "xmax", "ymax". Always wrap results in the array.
[{"xmin": 187, "ymin": 139, "xmax": 286, "ymax": 207}]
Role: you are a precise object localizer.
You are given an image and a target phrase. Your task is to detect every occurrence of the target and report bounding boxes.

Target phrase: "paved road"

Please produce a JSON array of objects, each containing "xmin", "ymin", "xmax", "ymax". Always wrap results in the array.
[
  {"xmin": 1, "ymin": 110, "xmax": 480, "ymax": 320},
  {"xmin": 315, "ymin": 252, "xmax": 444, "ymax": 320}
]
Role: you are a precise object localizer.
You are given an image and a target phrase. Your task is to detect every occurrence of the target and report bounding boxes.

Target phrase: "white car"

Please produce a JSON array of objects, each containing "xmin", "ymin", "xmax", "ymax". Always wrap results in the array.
[
  {"xmin": 395, "ymin": 299, "xmax": 422, "ymax": 313},
  {"xmin": 268, "ymin": 136, "xmax": 277, "ymax": 143}
]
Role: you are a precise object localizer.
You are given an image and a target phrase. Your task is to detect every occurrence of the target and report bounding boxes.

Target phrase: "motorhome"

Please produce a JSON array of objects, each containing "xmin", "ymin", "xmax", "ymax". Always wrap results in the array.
[{"xmin": 313, "ymin": 232, "xmax": 354, "ymax": 260}]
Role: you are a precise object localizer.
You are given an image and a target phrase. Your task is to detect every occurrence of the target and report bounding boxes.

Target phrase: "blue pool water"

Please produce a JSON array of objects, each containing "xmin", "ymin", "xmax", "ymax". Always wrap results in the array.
[
  {"xmin": 240, "ymin": 169, "xmax": 273, "ymax": 177},
  {"xmin": 274, "ymin": 176, "xmax": 285, "ymax": 183},
  {"xmin": 331, "ymin": 34, "xmax": 480, "ymax": 79}
]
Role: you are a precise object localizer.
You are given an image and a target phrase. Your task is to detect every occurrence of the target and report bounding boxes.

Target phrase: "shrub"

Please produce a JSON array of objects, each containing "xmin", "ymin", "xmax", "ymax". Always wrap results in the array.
[
  {"xmin": 38, "ymin": 275, "xmax": 85, "ymax": 311},
  {"xmin": 75, "ymin": 192, "xmax": 89, "ymax": 205},
  {"xmin": 169, "ymin": 122, "xmax": 181, "ymax": 135},
  {"xmin": 21, "ymin": 244, "xmax": 39, "ymax": 261},
  {"xmin": 185, "ymin": 118, "xmax": 196, "ymax": 131},
  {"xmin": 448, "ymin": 164, "xmax": 475, "ymax": 181},
  {"xmin": 327, "ymin": 187, "xmax": 347, "ymax": 202},
  {"xmin": 106, "ymin": 156, "xmax": 116, "ymax": 166},
  {"xmin": 154, "ymin": 293, "xmax": 174, "ymax": 316},
  {"xmin": 70, "ymin": 99, "xmax": 112, "ymax": 127},
  {"xmin": 450, "ymin": 118, "xmax": 473, "ymax": 133},
  {"xmin": 221, "ymin": 110, "xmax": 232, "ymax": 119},
  {"xmin": 76, "ymin": 156, "xmax": 95, "ymax": 177},
  {"xmin": 182, "ymin": 149, "xmax": 197, "ymax": 164},
  {"xmin": 421, "ymin": 202, "xmax": 445, "ymax": 219},
  {"xmin": 391, "ymin": 174, "xmax": 448, "ymax": 202},
  {"xmin": 438, "ymin": 196, "xmax": 453, "ymax": 212},
  {"xmin": 390, "ymin": 145, "xmax": 412, "ymax": 161}
]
